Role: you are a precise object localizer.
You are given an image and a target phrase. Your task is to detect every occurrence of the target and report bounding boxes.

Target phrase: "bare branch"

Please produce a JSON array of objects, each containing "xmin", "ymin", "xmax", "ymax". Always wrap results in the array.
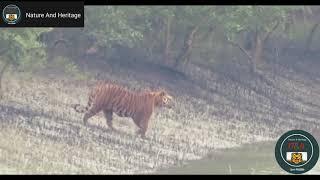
[
  {"xmin": 227, "ymin": 39, "xmax": 253, "ymax": 62},
  {"xmin": 263, "ymin": 19, "xmax": 280, "ymax": 43},
  {"xmin": 304, "ymin": 22, "xmax": 319, "ymax": 55},
  {"xmin": 0, "ymin": 60, "xmax": 10, "ymax": 99}
]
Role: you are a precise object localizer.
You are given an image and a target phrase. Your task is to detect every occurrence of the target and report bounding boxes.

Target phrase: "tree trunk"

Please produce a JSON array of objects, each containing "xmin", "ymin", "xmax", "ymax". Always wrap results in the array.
[
  {"xmin": 252, "ymin": 20, "xmax": 280, "ymax": 71},
  {"xmin": 0, "ymin": 60, "xmax": 10, "ymax": 99},
  {"xmin": 200, "ymin": 26, "xmax": 215, "ymax": 42},
  {"xmin": 284, "ymin": 14, "xmax": 294, "ymax": 35},
  {"xmin": 228, "ymin": 20, "xmax": 279, "ymax": 74},
  {"xmin": 302, "ymin": 6, "xmax": 313, "ymax": 23},
  {"xmin": 252, "ymin": 33, "xmax": 263, "ymax": 70},
  {"xmin": 163, "ymin": 16, "xmax": 172, "ymax": 66},
  {"xmin": 174, "ymin": 26, "xmax": 199, "ymax": 68},
  {"xmin": 304, "ymin": 22, "xmax": 319, "ymax": 55}
]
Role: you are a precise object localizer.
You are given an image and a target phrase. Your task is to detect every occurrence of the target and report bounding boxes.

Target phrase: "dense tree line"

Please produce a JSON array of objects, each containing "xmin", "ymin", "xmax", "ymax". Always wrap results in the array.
[{"xmin": 1, "ymin": 6, "xmax": 320, "ymax": 95}]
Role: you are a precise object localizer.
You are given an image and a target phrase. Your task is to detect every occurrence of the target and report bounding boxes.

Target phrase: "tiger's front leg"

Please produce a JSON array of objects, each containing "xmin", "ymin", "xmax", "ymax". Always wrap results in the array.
[
  {"xmin": 135, "ymin": 129, "xmax": 147, "ymax": 139},
  {"xmin": 136, "ymin": 117, "xmax": 151, "ymax": 139},
  {"xmin": 132, "ymin": 110, "xmax": 152, "ymax": 139},
  {"xmin": 103, "ymin": 109, "xmax": 116, "ymax": 131}
]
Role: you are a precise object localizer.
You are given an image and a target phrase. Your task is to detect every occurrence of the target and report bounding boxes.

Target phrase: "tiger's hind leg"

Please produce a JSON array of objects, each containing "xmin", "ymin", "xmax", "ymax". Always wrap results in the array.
[
  {"xmin": 103, "ymin": 109, "xmax": 115, "ymax": 131},
  {"xmin": 83, "ymin": 105, "xmax": 102, "ymax": 126}
]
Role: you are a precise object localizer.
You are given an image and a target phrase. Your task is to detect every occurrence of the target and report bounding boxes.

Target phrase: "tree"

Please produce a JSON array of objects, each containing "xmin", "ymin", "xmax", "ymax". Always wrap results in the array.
[
  {"xmin": 140, "ymin": 6, "xmax": 217, "ymax": 69},
  {"xmin": 84, "ymin": 7, "xmax": 150, "ymax": 49},
  {"xmin": 218, "ymin": 6, "xmax": 300, "ymax": 72},
  {"xmin": 304, "ymin": 22, "xmax": 319, "ymax": 55},
  {"xmin": 0, "ymin": 28, "xmax": 51, "ymax": 98}
]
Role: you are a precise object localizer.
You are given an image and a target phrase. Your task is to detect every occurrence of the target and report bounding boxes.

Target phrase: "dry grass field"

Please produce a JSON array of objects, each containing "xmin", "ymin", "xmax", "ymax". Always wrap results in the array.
[{"xmin": 0, "ymin": 57, "xmax": 320, "ymax": 174}]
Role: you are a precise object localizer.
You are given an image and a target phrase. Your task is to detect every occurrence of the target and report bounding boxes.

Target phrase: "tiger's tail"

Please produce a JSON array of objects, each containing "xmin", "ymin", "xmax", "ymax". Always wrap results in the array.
[{"xmin": 72, "ymin": 104, "xmax": 87, "ymax": 113}]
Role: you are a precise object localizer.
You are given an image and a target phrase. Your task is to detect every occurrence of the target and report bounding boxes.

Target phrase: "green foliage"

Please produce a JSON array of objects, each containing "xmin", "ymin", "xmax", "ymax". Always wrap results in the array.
[
  {"xmin": 47, "ymin": 56, "xmax": 90, "ymax": 80},
  {"xmin": 218, "ymin": 6, "xmax": 302, "ymax": 41},
  {"xmin": 84, "ymin": 6, "xmax": 150, "ymax": 48},
  {"xmin": 24, "ymin": 6, "xmax": 313, "ymax": 73},
  {"xmin": 0, "ymin": 28, "xmax": 51, "ymax": 70}
]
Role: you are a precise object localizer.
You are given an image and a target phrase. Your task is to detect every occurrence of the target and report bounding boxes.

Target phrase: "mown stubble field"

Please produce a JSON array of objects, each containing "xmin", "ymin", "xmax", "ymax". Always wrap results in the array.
[{"xmin": 0, "ymin": 57, "xmax": 320, "ymax": 174}]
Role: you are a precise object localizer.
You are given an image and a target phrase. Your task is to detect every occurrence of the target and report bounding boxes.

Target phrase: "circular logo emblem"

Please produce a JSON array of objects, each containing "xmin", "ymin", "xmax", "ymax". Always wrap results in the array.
[
  {"xmin": 2, "ymin": 4, "xmax": 21, "ymax": 25},
  {"xmin": 275, "ymin": 130, "xmax": 319, "ymax": 174}
]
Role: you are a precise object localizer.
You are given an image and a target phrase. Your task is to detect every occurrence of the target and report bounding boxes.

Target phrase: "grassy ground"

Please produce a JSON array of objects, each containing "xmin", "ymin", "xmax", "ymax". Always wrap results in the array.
[
  {"xmin": 156, "ymin": 141, "xmax": 320, "ymax": 175},
  {"xmin": 0, "ymin": 56, "xmax": 319, "ymax": 174}
]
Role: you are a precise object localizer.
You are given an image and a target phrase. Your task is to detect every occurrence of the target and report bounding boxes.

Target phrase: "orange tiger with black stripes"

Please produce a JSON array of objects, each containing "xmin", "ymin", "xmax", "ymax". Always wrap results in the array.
[{"xmin": 73, "ymin": 81, "xmax": 173, "ymax": 139}]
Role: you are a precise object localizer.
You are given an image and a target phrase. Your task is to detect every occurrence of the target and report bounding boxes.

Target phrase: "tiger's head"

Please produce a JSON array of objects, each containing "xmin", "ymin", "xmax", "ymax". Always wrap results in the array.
[
  {"xmin": 152, "ymin": 90, "xmax": 173, "ymax": 108},
  {"xmin": 291, "ymin": 153, "xmax": 303, "ymax": 164}
]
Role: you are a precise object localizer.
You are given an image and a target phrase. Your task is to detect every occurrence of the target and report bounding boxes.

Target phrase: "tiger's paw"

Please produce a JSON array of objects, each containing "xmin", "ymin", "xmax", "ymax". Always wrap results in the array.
[{"xmin": 140, "ymin": 134, "xmax": 150, "ymax": 140}]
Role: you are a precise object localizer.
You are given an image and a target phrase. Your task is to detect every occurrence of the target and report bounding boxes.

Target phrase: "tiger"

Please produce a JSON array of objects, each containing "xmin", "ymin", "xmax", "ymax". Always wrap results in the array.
[{"xmin": 72, "ymin": 81, "xmax": 173, "ymax": 139}]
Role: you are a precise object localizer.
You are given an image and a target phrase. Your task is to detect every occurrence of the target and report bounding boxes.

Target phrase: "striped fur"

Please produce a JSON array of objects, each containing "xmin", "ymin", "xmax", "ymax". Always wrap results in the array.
[{"xmin": 73, "ymin": 81, "xmax": 173, "ymax": 138}]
